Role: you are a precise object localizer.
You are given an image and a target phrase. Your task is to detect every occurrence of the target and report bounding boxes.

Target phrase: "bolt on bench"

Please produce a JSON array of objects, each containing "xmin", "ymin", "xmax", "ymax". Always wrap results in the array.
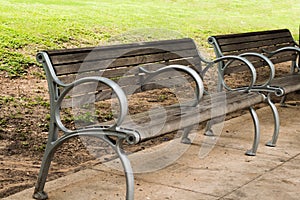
[
  {"xmin": 208, "ymin": 28, "xmax": 300, "ymax": 147},
  {"xmin": 33, "ymin": 38, "xmax": 278, "ymax": 200}
]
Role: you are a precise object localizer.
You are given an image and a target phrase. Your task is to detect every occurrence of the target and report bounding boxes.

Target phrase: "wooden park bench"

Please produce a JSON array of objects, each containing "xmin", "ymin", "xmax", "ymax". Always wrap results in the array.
[
  {"xmin": 33, "ymin": 38, "xmax": 280, "ymax": 200},
  {"xmin": 208, "ymin": 28, "xmax": 300, "ymax": 147}
]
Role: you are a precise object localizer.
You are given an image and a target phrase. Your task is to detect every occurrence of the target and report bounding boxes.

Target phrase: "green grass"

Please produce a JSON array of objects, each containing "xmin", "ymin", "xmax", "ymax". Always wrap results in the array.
[{"xmin": 0, "ymin": 0, "xmax": 299, "ymax": 76}]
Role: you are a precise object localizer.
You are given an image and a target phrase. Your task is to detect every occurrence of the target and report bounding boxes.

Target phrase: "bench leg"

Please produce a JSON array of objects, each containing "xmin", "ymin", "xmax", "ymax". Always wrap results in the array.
[
  {"xmin": 265, "ymin": 95, "xmax": 280, "ymax": 147},
  {"xmin": 204, "ymin": 116, "xmax": 225, "ymax": 136},
  {"xmin": 181, "ymin": 126, "xmax": 194, "ymax": 144},
  {"xmin": 33, "ymin": 135, "xmax": 134, "ymax": 200},
  {"xmin": 115, "ymin": 138, "xmax": 134, "ymax": 200},
  {"xmin": 204, "ymin": 121, "xmax": 214, "ymax": 136},
  {"xmin": 32, "ymin": 144, "xmax": 55, "ymax": 200},
  {"xmin": 245, "ymin": 107, "xmax": 260, "ymax": 156},
  {"xmin": 280, "ymin": 95, "xmax": 288, "ymax": 107}
]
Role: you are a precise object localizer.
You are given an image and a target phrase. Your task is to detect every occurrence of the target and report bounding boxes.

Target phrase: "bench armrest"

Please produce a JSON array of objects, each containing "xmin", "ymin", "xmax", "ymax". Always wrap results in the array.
[
  {"xmin": 139, "ymin": 64, "xmax": 204, "ymax": 106},
  {"xmin": 211, "ymin": 55, "xmax": 257, "ymax": 92},
  {"xmin": 54, "ymin": 76, "xmax": 138, "ymax": 137},
  {"xmin": 237, "ymin": 52, "xmax": 286, "ymax": 96},
  {"xmin": 263, "ymin": 46, "xmax": 300, "ymax": 56},
  {"xmin": 263, "ymin": 46, "xmax": 300, "ymax": 72},
  {"xmin": 247, "ymin": 86, "xmax": 285, "ymax": 97},
  {"xmin": 238, "ymin": 52, "xmax": 275, "ymax": 87}
]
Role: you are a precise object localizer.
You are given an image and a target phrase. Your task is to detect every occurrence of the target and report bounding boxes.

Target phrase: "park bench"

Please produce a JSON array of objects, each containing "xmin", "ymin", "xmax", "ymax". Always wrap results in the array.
[
  {"xmin": 208, "ymin": 28, "xmax": 300, "ymax": 147},
  {"xmin": 33, "ymin": 38, "xmax": 279, "ymax": 200}
]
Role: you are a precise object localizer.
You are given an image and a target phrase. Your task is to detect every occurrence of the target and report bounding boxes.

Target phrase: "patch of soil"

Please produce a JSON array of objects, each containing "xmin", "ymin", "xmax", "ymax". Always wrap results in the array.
[
  {"xmin": 0, "ymin": 66, "xmax": 196, "ymax": 198},
  {"xmin": 0, "ymin": 62, "xmax": 298, "ymax": 198}
]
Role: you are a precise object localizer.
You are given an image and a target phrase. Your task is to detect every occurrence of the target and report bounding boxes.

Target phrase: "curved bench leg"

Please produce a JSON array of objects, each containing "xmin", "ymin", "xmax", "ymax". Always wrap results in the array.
[
  {"xmin": 204, "ymin": 121, "xmax": 214, "ymax": 136},
  {"xmin": 280, "ymin": 95, "xmax": 287, "ymax": 107},
  {"xmin": 204, "ymin": 116, "xmax": 225, "ymax": 137},
  {"xmin": 245, "ymin": 106, "xmax": 260, "ymax": 156},
  {"xmin": 115, "ymin": 139, "xmax": 134, "ymax": 200},
  {"xmin": 33, "ymin": 123, "xmax": 60, "ymax": 200},
  {"xmin": 32, "ymin": 144, "xmax": 55, "ymax": 200},
  {"xmin": 181, "ymin": 126, "xmax": 193, "ymax": 144},
  {"xmin": 265, "ymin": 95, "xmax": 280, "ymax": 147},
  {"xmin": 33, "ymin": 135, "xmax": 134, "ymax": 200}
]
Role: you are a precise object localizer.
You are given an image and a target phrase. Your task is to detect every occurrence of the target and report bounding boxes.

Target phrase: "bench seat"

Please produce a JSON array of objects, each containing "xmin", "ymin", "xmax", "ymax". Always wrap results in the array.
[
  {"xmin": 121, "ymin": 90, "xmax": 264, "ymax": 144},
  {"xmin": 271, "ymin": 74, "xmax": 300, "ymax": 95}
]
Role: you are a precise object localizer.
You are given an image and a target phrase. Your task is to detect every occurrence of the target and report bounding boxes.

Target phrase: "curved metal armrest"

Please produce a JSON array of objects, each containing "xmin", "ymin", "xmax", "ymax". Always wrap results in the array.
[
  {"xmin": 238, "ymin": 52, "xmax": 275, "ymax": 87},
  {"xmin": 139, "ymin": 64, "xmax": 204, "ymax": 106},
  {"xmin": 212, "ymin": 55, "xmax": 257, "ymax": 92},
  {"xmin": 263, "ymin": 46, "xmax": 300, "ymax": 72},
  {"xmin": 237, "ymin": 85, "xmax": 284, "ymax": 97},
  {"xmin": 249, "ymin": 86, "xmax": 285, "ymax": 97},
  {"xmin": 55, "ymin": 76, "xmax": 129, "ymax": 133},
  {"xmin": 263, "ymin": 46, "xmax": 300, "ymax": 57}
]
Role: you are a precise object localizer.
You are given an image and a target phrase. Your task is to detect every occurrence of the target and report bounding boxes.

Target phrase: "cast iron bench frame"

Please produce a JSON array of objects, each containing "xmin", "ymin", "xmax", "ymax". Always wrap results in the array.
[{"xmin": 33, "ymin": 38, "xmax": 279, "ymax": 200}]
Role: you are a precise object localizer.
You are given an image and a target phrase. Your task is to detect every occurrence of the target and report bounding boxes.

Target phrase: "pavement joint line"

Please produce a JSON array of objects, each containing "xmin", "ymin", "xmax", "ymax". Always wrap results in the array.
[
  {"xmin": 195, "ymin": 135, "xmax": 299, "ymax": 158},
  {"xmin": 89, "ymin": 165, "xmax": 221, "ymax": 198},
  {"xmin": 90, "ymin": 167, "xmax": 125, "ymax": 176},
  {"xmin": 191, "ymin": 141, "xmax": 247, "ymax": 152},
  {"xmin": 191, "ymin": 141, "xmax": 282, "ymax": 157},
  {"xmin": 217, "ymin": 152, "xmax": 300, "ymax": 199},
  {"xmin": 134, "ymin": 176, "xmax": 221, "ymax": 198}
]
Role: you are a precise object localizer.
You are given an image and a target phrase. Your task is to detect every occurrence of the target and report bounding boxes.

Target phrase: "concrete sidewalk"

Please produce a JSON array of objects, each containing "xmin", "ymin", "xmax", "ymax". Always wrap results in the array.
[{"xmin": 4, "ymin": 105, "xmax": 300, "ymax": 200}]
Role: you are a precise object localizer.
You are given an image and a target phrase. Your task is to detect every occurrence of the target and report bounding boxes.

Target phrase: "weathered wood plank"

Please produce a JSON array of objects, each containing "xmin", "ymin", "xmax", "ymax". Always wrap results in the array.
[
  {"xmin": 220, "ymin": 37, "xmax": 295, "ymax": 53},
  {"xmin": 118, "ymin": 91, "xmax": 264, "ymax": 141},
  {"xmin": 214, "ymin": 29, "xmax": 293, "ymax": 45},
  {"xmin": 53, "ymin": 49, "xmax": 200, "ymax": 76},
  {"xmin": 56, "ymin": 56, "xmax": 200, "ymax": 84},
  {"xmin": 61, "ymin": 75, "xmax": 195, "ymax": 108},
  {"xmin": 48, "ymin": 38, "xmax": 197, "ymax": 65}
]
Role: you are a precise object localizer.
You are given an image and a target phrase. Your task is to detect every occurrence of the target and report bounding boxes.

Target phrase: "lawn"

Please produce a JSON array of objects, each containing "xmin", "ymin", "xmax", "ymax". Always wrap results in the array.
[{"xmin": 0, "ymin": 0, "xmax": 299, "ymax": 76}]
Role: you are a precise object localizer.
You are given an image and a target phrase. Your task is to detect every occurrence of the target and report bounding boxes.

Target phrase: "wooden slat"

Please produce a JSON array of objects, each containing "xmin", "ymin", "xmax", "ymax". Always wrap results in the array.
[
  {"xmin": 53, "ymin": 49, "xmax": 199, "ymax": 76},
  {"xmin": 271, "ymin": 74, "xmax": 300, "ymax": 94},
  {"xmin": 222, "ymin": 43, "xmax": 298, "ymax": 56},
  {"xmin": 269, "ymin": 55, "xmax": 297, "ymax": 66},
  {"xmin": 60, "ymin": 70, "xmax": 190, "ymax": 97},
  {"xmin": 120, "ymin": 91, "xmax": 264, "ymax": 141},
  {"xmin": 48, "ymin": 38, "xmax": 196, "ymax": 65},
  {"xmin": 69, "ymin": 89, "xmax": 264, "ymax": 142},
  {"xmin": 213, "ymin": 29, "xmax": 293, "ymax": 45},
  {"xmin": 220, "ymin": 37, "xmax": 295, "ymax": 53},
  {"xmin": 47, "ymin": 38, "xmax": 195, "ymax": 55},
  {"xmin": 57, "ymin": 56, "xmax": 200, "ymax": 84},
  {"xmin": 221, "ymin": 50, "xmax": 297, "ymax": 75},
  {"xmin": 61, "ymin": 75, "xmax": 194, "ymax": 108}
]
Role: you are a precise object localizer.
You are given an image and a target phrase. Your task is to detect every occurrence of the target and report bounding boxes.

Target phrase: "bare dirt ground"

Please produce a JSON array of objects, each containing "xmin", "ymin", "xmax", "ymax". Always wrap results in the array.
[
  {"xmin": 0, "ymin": 67, "xmax": 98, "ymax": 197},
  {"xmin": 0, "ymin": 63, "xmax": 298, "ymax": 198},
  {"xmin": 0, "ymin": 66, "xmax": 192, "ymax": 198}
]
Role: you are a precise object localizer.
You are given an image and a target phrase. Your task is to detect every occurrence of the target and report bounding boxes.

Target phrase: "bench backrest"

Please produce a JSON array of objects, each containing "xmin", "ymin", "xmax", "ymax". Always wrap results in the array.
[
  {"xmin": 37, "ymin": 38, "xmax": 202, "ymax": 107},
  {"xmin": 208, "ymin": 29, "xmax": 299, "ymax": 74}
]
